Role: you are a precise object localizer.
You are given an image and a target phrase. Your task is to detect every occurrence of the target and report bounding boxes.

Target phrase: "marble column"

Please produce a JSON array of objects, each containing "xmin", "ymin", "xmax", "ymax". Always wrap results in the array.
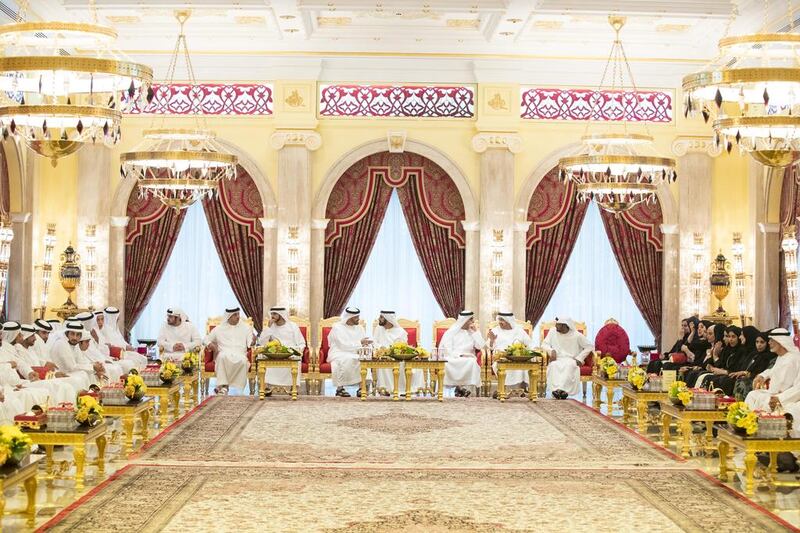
[
  {"xmin": 755, "ymin": 222, "xmax": 781, "ymax": 329},
  {"xmin": 671, "ymin": 137, "xmax": 717, "ymax": 319},
  {"xmin": 270, "ymin": 130, "xmax": 321, "ymax": 321},
  {"xmin": 463, "ymin": 221, "xmax": 480, "ymax": 314},
  {"xmin": 309, "ymin": 218, "xmax": 329, "ymax": 348},
  {"xmin": 260, "ymin": 217, "xmax": 277, "ymax": 326},
  {"xmin": 472, "ymin": 133, "xmax": 521, "ymax": 326},
  {"xmin": 108, "ymin": 216, "xmax": 129, "ymax": 324},
  {"xmin": 7, "ymin": 211, "xmax": 32, "ymax": 322},
  {"xmin": 660, "ymin": 224, "xmax": 680, "ymax": 351},
  {"xmin": 512, "ymin": 221, "xmax": 531, "ymax": 319},
  {"xmin": 76, "ymin": 145, "xmax": 112, "ymax": 309}
]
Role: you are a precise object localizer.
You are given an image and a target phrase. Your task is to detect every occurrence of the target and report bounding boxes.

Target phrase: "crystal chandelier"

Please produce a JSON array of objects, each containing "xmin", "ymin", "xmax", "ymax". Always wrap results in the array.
[
  {"xmin": 120, "ymin": 11, "xmax": 237, "ymax": 210},
  {"xmin": 0, "ymin": 1, "xmax": 152, "ymax": 166},
  {"xmin": 559, "ymin": 17, "xmax": 676, "ymax": 214},
  {"xmin": 683, "ymin": 3, "xmax": 800, "ymax": 168}
]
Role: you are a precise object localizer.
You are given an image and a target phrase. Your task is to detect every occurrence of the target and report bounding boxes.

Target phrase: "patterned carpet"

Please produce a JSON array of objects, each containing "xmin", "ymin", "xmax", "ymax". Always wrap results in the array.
[
  {"xmin": 135, "ymin": 396, "xmax": 680, "ymax": 468},
  {"xmin": 38, "ymin": 397, "xmax": 795, "ymax": 532}
]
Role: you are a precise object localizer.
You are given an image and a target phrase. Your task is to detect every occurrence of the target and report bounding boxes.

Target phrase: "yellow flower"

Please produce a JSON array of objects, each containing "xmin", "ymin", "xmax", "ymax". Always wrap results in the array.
[
  {"xmin": 124, "ymin": 385, "xmax": 135, "ymax": 397},
  {"xmin": 677, "ymin": 390, "xmax": 694, "ymax": 406}
]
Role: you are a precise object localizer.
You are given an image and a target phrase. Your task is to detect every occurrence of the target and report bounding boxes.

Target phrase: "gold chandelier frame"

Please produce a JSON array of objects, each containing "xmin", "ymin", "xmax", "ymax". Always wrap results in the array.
[{"xmin": 120, "ymin": 150, "xmax": 238, "ymax": 166}]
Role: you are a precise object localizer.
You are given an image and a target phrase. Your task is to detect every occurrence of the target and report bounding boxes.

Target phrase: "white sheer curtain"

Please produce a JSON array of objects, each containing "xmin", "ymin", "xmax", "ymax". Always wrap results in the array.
[
  {"xmin": 347, "ymin": 191, "xmax": 445, "ymax": 348},
  {"xmin": 130, "ymin": 202, "xmax": 241, "ymax": 343},
  {"xmin": 539, "ymin": 203, "xmax": 655, "ymax": 349}
]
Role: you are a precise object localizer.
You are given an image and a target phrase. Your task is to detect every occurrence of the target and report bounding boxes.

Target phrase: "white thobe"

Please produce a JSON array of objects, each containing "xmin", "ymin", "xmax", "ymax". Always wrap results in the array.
[
  {"xmin": 158, "ymin": 322, "xmax": 202, "ymax": 363},
  {"xmin": 490, "ymin": 327, "xmax": 534, "ymax": 387},
  {"xmin": 25, "ymin": 342, "xmax": 89, "ymax": 393},
  {"xmin": 10, "ymin": 345, "xmax": 76, "ymax": 405},
  {"xmin": 50, "ymin": 340, "xmax": 96, "ymax": 388},
  {"xmin": 745, "ymin": 352, "xmax": 800, "ymax": 411},
  {"xmin": 204, "ymin": 322, "xmax": 253, "ymax": 391},
  {"xmin": 258, "ymin": 322, "xmax": 305, "ymax": 387},
  {"xmin": 0, "ymin": 388, "xmax": 25, "ymax": 424},
  {"xmin": 80, "ymin": 344, "xmax": 125, "ymax": 383},
  {"xmin": 327, "ymin": 323, "xmax": 366, "ymax": 387},
  {"xmin": 0, "ymin": 364, "xmax": 49, "ymax": 411},
  {"xmin": 99, "ymin": 326, "xmax": 148, "ymax": 370},
  {"xmin": 439, "ymin": 328, "xmax": 483, "ymax": 387},
  {"xmin": 31, "ymin": 335, "xmax": 51, "ymax": 363},
  {"xmin": 543, "ymin": 329, "xmax": 594, "ymax": 397},
  {"xmin": 373, "ymin": 326, "xmax": 424, "ymax": 393}
]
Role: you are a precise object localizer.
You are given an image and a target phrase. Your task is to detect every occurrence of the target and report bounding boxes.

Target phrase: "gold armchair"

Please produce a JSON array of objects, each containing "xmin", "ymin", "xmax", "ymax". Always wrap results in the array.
[
  {"xmin": 313, "ymin": 316, "xmax": 366, "ymax": 395},
  {"xmin": 260, "ymin": 315, "xmax": 312, "ymax": 395},
  {"xmin": 202, "ymin": 315, "xmax": 256, "ymax": 396},
  {"xmin": 538, "ymin": 320, "xmax": 592, "ymax": 399}
]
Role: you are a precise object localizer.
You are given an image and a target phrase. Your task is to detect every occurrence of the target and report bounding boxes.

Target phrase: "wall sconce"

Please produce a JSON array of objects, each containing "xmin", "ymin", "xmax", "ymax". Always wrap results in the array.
[
  {"xmin": 83, "ymin": 225, "xmax": 97, "ymax": 310},
  {"xmin": 782, "ymin": 225, "xmax": 799, "ymax": 335},
  {"xmin": 691, "ymin": 233, "xmax": 706, "ymax": 317},
  {"xmin": 730, "ymin": 232, "xmax": 749, "ymax": 325},
  {"xmin": 287, "ymin": 225, "xmax": 300, "ymax": 316},
  {"xmin": 0, "ymin": 217, "xmax": 14, "ymax": 320},
  {"xmin": 36, "ymin": 224, "xmax": 56, "ymax": 319},
  {"xmin": 491, "ymin": 229, "xmax": 504, "ymax": 316}
]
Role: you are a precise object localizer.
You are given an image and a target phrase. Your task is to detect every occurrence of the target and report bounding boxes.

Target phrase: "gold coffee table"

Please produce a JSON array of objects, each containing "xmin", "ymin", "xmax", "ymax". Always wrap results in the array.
[
  {"xmin": 717, "ymin": 425, "xmax": 800, "ymax": 495},
  {"xmin": 360, "ymin": 359, "xmax": 401, "ymax": 401},
  {"xmin": 495, "ymin": 359, "xmax": 543, "ymax": 402},
  {"xmin": 0, "ymin": 455, "xmax": 41, "ymax": 528},
  {"xmin": 660, "ymin": 401, "xmax": 726, "ymax": 458},
  {"xmin": 148, "ymin": 380, "xmax": 183, "ymax": 427},
  {"xmin": 24, "ymin": 421, "xmax": 109, "ymax": 491},
  {"xmin": 101, "ymin": 396, "xmax": 153, "ymax": 457},
  {"xmin": 620, "ymin": 384, "xmax": 668, "ymax": 433},
  {"xmin": 404, "ymin": 359, "xmax": 446, "ymax": 401},
  {"xmin": 181, "ymin": 371, "xmax": 200, "ymax": 408},
  {"xmin": 592, "ymin": 374, "xmax": 627, "ymax": 413},
  {"xmin": 256, "ymin": 357, "xmax": 301, "ymax": 400}
]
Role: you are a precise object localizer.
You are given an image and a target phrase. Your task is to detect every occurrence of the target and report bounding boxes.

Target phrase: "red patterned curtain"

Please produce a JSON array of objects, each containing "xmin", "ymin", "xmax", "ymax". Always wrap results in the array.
[
  {"xmin": 525, "ymin": 169, "xmax": 588, "ymax": 324},
  {"xmin": 779, "ymin": 164, "xmax": 799, "ymax": 329},
  {"xmin": 124, "ymin": 189, "xmax": 187, "ymax": 334},
  {"xmin": 395, "ymin": 154, "xmax": 466, "ymax": 317},
  {"xmin": 202, "ymin": 168, "xmax": 265, "ymax": 330},
  {"xmin": 599, "ymin": 202, "xmax": 664, "ymax": 342},
  {"xmin": 324, "ymin": 154, "xmax": 393, "ymax": 317}
]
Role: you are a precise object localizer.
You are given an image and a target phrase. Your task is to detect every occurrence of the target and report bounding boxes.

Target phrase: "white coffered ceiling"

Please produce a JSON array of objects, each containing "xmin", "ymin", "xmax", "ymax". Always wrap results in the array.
[{"xmin": 9, "ymin": 0, "xmax": 800, "ymax": 87}]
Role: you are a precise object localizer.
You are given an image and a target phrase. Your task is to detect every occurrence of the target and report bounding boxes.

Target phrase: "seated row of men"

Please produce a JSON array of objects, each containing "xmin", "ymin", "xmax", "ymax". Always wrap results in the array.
[
  {"xmin": 162, "ymin": 305, "xmax": 594, "ymax": 398},
  {"xmin": 0, "ymin": 307, "xmax": 147, "ymax": 423}
]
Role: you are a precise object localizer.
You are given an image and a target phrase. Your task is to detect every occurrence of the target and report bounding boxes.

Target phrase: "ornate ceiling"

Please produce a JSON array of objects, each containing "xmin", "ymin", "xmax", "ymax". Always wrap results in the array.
[{"xmin": 20, "ymin": 0, "xmax": 794, "ymax": 86}]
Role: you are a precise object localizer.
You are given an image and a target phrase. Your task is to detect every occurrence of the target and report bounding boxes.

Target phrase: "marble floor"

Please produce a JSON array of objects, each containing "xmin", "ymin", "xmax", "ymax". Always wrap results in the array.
[{"xmin": 2, "ymin": 381, "xmax": 799, "ymax": 531}]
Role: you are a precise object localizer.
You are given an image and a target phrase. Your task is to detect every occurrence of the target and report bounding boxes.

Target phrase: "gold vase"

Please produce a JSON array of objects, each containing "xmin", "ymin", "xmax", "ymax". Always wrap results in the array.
[{"xmin": 709, "ymin": 252, "xmax": 731, "ymax": 315}]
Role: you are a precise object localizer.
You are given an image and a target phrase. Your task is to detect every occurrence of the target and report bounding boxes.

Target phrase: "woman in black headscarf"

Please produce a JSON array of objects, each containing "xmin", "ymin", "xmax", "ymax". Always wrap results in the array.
[
  {"xmin": 663, "ymin": 319, "xmax": 711, "ymax": 372},
  {"xmin": 649, "ymin": 317, "xmax": 697, "ymax": 374},
  {"xmin": 732, "ymin": 329, "xmax": 777, "ymax": 400},
  {"xmin": 709, "ymin": 325, "xmax": 759, "ymax": 395},
  {"xmin": 682, "ymin": 323, "xmax": 724, "ymax": 386}
]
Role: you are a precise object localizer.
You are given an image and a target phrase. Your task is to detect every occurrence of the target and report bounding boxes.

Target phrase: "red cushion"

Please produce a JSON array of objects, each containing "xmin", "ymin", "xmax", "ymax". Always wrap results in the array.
[
  {"xmin": 137, "ymin": 346, "xmax": 147, "ymax": 355},
  {"xmin": 579, "ymin": 365, "xmax": 594, "ymax": 376},
  {"xmin": 434, "ymin": 326, "xmax": 481, "ymax": 365},
  {"xmin": 405, "ymin": 327, "xmax": 418, "ymax": 347},
  {"xmin": 669, "ymin": 353, "xmax": 687, "ymax": 364},
  {"xmin": 319, "ymin": 362, "xmax": 331, "ymax": 374},
  {"xmin": 319, "ymin": 326, "xmax": 333, "ymax": 370},
  {"xmin": 203, "ymin": 347, "xmax": 253, "ymax": 372},
  {"xmin": 109, "ymin": 346, "xmax": 122, "ymax": 360},
  {"xmin": 579, "ymin": 352, "xmax": 595, "ymax": 376},
  {"xmin": 31, "ymin": 366, "xmax": 48, "ymax": 380},
  {"xmin": 595, "ymin": 323, "xmax": 630, "ymax": 364}
]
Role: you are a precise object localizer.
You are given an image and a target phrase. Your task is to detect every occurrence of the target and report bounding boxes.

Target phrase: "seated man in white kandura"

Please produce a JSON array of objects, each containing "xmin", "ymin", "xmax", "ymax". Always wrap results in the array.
[
  {"xmin": 439, "ymin": 311, "xmax": 483, "ymax": 397},
  {"xmin": 258, "ymin": 306, "xmax": 306, "ymax": 395},
  {"xmin": 328, "ymin": 307, "xmax": 370, "ymax": 398},
  {"xmin": 96, "ymin": 306, "xmax": 147, "ymax": 369},
  {"xmin": 543, "ymin": 317, "xmax": 594, "ymax": 400},
  {"xmin": 204, "ymin": 307, "xmax": 254, "ymax": 395},
  {"xmin": 489, "ymin": 311, "xmax": 534, "ymax": 395},
  {"xmin": 745, "ymin": 328, "xmax": 800, "ymax": 412},
  {"xmin": 373, "ymin": 310, "xmax": 423, "ymax": 396},
  {"xmin": 157, "ymin": 308, "xmax": 202, "ymax": 363}
]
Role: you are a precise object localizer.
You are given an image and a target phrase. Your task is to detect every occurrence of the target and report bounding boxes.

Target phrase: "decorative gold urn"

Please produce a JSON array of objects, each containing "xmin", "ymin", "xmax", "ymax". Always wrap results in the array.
[
  {"xmin": 703, "ymin": 252, "xmax": 733, "ymax": 324},
  {"xmin": 51, "ymin": 244, "xmax": 89, "ymax": 319}
]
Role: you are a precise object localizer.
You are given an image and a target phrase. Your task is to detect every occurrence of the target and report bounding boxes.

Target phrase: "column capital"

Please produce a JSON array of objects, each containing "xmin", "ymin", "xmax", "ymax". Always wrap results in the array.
[
  {"xmin": 9, "ymin": 212, "xmax": 30, "ymax": 224},
  {"xmin": 311, "ymin": 218, "xmax": 330, "ymax": 230},
  {"xmin": 660, "ymin": 224, "xmax": 679, "ymax": 235},
  {"xmin": 760, "ymin": 222, "xmax": 781, "ymax": 234},
  {"xmin": 270, "ymin": 130, "xmax": 322, "ymax": 151},
  {"xmin": 471, "ymin": 133, "xmax": 522, "ymax": 154},
  {"xmin": 671, "ymin": 136, "xmax": 722, "ymax": 157},
  {"xmin": 259, "ymin": 217, "xmax": 277, "ymax": 229},
  {"xmin": 462, "ymin": 220, "xmax": 480, "ymax": 232},
  {"xmin": 109, "ymin": 216, "xmax": 129, "ymax": 228}
]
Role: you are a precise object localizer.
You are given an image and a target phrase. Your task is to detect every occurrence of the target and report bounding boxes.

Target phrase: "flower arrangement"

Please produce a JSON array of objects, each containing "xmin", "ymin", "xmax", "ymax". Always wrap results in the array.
[
  {"xmin": 124, "ymin": 372, "xmax": 147, "ymax": 401},
  {"xmin": 256, "ymin": 339, "xmax": 298, "ymax": 359},
  {"xmin": 181, "ymin": 352, "xmax": 199, "ymax": 374},
  {"xmin": 160, "ymin": 361, "xmax": 179, "ymax": 384},
  {"xmin": 669, "ymin": 381, "xmax": 692, "ymax": 406},
  {"xmin": 598, "ymin": 356, "xmax": 618, "ymax": 379},
  {"xmin": 375, "ymin": 341, "xmax": 428, "ymax": 361},
  {"xmin": 74, "ymin": 395, "xmax": 104, "ymax": 427},
  {"xmin": 627, "ymin": 366, "xmax": 647, "ymax": 390},
  {"xmin": 726, "ymin": 401, "xmax": 758, "ymax": 436},
  {"xmin": 502, "ymin": 342, "xmax": 536, "ymax": 360},
  {"xmin": 0, "ymin": 425, "xmax": 32, "ymax": 466}
]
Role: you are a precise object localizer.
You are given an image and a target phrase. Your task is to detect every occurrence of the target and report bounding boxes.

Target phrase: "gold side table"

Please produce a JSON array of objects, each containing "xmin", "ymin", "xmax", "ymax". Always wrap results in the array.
[
  {"xmin": 592, "ymin": 374, "xmax": 627, "ymax": 413},
  {"xmin": 256, "ymin": 357, "xmax": 300, "ymax": 400},
  {"xmin": 717, "ymin": 425, "xmax": 800, "ymax": 495},
  {"xmin": 495, "ymin": 358, "xmax": 543, "ymax": 402},
  {"xmin": 620, "ymin": 384, "xmax": 668, "ymax": 433},
  {"xmin": 359, "ymin": 360, "xmax": 401, "ymax": 401},
  {"xmin": 24, "ymin": 421, "xmax": 109, "ymax": 491},
  {"xmin": 0, "ymin": 455, "xmax": 41, "ymax": 528},
  {"xmin": 147, "ymin": 380, "xmax": 183, "ymax": 427},
  {"xmin": 101, "ymin": 396, "xmax": 153, "ymax": 457},
  {"xmin": 404, "ymin": 360, "xmax": 446, "ymax": 401},
  {"xmin": 659, "ymin": 401, "xmax": 726, "ymax": 458},
  {"xmin": 181, "ymin": 371, "xmax": 200, "ymax": 409}
]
